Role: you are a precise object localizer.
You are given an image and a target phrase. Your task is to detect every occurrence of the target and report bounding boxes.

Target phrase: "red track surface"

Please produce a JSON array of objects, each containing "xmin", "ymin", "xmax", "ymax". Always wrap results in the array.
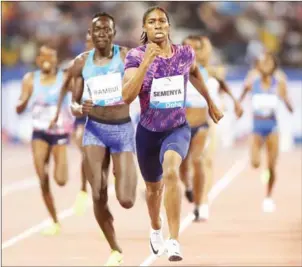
[{"xmin": 2, "ymin": 143, "xmax": 302, "ymax": 266}]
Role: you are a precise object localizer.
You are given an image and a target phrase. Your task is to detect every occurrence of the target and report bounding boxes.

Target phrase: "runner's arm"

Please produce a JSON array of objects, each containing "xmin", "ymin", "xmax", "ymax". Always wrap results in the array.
[
  {"xmin": 239, "ymin": 83, "xmax": 252, "ymax": 103},
  {"xmin": 243, "ymin": 69, "xmax": 258, "ymax": 87},
  {"xmin": 55, "ymin": 66, "xmax": 73, "ymax": 117},
  {"xmin": 210, "ymin": 71, "xmax": 243, "ymax": 117},
  {"xmin": 219, "ymin": 77, "xmax": 243, "ymax": 117},
  {"xmin": 122, "ymin": 49, "xmax": 149, "ymax": 104},
  {"xmin": 211, "ymin": 71, "xmax": 236, "ymax": 102},
  {"xmin": 277, "ymin": 74, "xmax": 293, "ymax": 113},
  {"xmin": 239, "ymin": 72, "xmax": 254, "ymax": 103},
  {"xmin": 239, "ymin": 69, "xmax": 257, "ymax": 103},
  {"xmin": 48, "ymin": 63, "xmax": 75, "ymax": 129},
  {"xmin": 16, "ymin": 72, "xmax": 34, "ymax": 114},
  {"xmin": 50, "ymin": 66, "xmax": 73, "ymax": 126},
  {"xmin": 71, "ymin": 56, "xmax": 86, "ymax": 117}
]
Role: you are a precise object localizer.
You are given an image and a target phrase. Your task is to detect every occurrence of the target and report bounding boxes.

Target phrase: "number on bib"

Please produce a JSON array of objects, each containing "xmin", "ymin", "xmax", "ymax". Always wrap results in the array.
[
  {"xmin": 150, "ymin": 75, "xmax": 184, "ymax": 109},
  {"xmin": 86, "ymin": 72, "xmax": 124, "ymax": 106},
  {"xmin": 252, "ymin": 94, "xmax": 279, "ymax": 116}
]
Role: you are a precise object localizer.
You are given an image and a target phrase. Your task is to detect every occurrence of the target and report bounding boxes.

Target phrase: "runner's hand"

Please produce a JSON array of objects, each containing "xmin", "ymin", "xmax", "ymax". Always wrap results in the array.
[
  {"xmin": 144, "ymin": 43, "xmax": 161, "ymax": 64},
  {"xmin": 208, "ymin": 102, "xmax": 224, "ymax": 124},
  {"xmin": 234, "ymin": 101, "xmax": 243, "ymax": 118},
  {"xmin": 48, "ymin": 115, "xmax": 59, "ymax": 129},
  {"xmin": 82, "ymin": 99, "xmax": 94, "ymax": 114}
]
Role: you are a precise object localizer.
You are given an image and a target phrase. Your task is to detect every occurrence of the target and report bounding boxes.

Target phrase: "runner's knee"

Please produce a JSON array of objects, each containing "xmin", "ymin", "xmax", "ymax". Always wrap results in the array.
[
  {"xmin": 163, "ymin": 165, "xmax": 179, "ymax": 186},
  {"xmin": 192, "ymin": 157, "xmax": 203, "ymax": 169},
  {"xmin": 116, "ymin": 173, "xmax": 136, "ymax": 209},
  {"xmin": 117, "ymin": 195, "xmax": 134, "ymax": 209},
  {"xmin": 116, "ymin": 187, "xmax": 135, "ymax": 209},
  {"xmin": 54, "ymin": 165, "xmax": 68, "ymax": 186},
  {"xmin": 35, "ymin": 162, "xmax": 50, "ymax": 192},
  {"xmin": 251, "ymin": 158, "xmax": 260, "ymax": 169},
  {"xmin": 146, "ymin": 182, "xmax": 164, "ymax": 198},
  {"xmin": 92, "ymin": 186, "xmax": 108, "ymax": 204}
]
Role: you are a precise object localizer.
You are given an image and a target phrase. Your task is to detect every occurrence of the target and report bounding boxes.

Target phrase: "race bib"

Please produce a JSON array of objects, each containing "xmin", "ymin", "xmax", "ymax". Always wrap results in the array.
[
  {"xmin": 81, "ymin": 81, "xmax": 90, "ymax": 102},
  {"xmin": 252, "ymin": 94, "xmax": 279, "ymax": 117},
  {"xmin": 32, "ymin": 105, "xmax": 63, "ymax": 130},
  {"xmin": 185, "ymin": 81, "xmax": 207, "ymax": 108},
  {"xmin": 207, "ymin": 77, "xmax": 222, "ymax": 108},
  {"xmin": 185, "ymin": 77, "xmax": 221, "ymax": 108},
  {"xmin": 150, "ymin": 75, "xmax": 184, "ymax": 109},
  {"xmin": 86, "ymin": 72, "xmax": 123, "ymax": 106}
]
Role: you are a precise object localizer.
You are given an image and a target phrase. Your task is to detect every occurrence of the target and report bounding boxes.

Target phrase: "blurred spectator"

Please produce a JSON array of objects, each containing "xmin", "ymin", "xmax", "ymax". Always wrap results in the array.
[{"xmin": 2, "ymin": 1, "xmax": 301, "ymax": 82}]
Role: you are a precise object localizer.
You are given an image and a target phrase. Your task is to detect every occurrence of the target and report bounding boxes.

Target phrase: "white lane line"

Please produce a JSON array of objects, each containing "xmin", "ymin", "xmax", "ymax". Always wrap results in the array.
[
  {"xmin": 2, "ymin": 178, "xmax": 38, "ymax": 197},
  {"xmin": 139, "ymin": 157, "xmax": 248, "ymax": 266},
  {"xmin": 2, "ymin": 185, "xmax": 115, "ymax": 250}
]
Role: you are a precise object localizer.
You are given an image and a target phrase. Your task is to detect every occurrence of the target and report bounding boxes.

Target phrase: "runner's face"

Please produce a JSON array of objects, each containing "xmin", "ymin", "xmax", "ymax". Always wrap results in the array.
[
  {"xmin": 91, "ymin": 17, "xmax": 115, "ymax": 49},
  {"xmin": 144, "ymin": 9, "xmax": 170, "ymax": 43},
  {"xmin": 184, "ymin": 38, "xmax": 212, "ymax": 65},
  {"xmin": 37, "ymin": 48, "xmax": 57, "ymax": 73},
  {"xmin": 258, "ymin": 54, "xmax": 275, "ymax": 76}
]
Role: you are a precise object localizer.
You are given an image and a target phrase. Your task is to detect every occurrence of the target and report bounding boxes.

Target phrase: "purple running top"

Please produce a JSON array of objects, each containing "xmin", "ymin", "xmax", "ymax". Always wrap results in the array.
[{"xmin": 124, "ymin": 44, "xmax": 195, "ymax": 132}]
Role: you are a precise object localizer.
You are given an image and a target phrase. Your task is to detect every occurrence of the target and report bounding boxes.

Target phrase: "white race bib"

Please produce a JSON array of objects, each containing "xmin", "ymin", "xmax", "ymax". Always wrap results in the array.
[
  {"xmin": 32, "ymin": 105, "xmax": 63, "ymax": 130},
  {"xmin": 186, "ymin": 81, "xmax": 207, "ymax": 108},
  {"xmin": 150, "ymin": 75, "xmax": 184, "ymax": 109},
  {"xmin": 86, "ymin": 72, "xmax": 123, "ymax": 106},
  {"xmin": 252, "ymin": 94, "xmax": 279, "ymax": 117},
  {"xmin": 207, "ymin": 77, "xmax": 221, "ymax": 108},
  {"xmin": 81, "ymin": 81, "xmax": 90, "ymax": 102},
  {"xmin": 185, "ymin": 77, "xmax": 221, "ymax": 108}
]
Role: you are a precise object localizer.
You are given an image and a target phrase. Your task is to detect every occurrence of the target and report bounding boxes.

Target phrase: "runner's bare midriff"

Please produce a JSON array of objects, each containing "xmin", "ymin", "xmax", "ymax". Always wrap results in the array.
[
  {"xmin": 89, "ymin": 104, "xmax": 130, "ymax": 121},
  {"xmin": 186, "ymin": 107, "xmax": 208, "ymax": 128}
]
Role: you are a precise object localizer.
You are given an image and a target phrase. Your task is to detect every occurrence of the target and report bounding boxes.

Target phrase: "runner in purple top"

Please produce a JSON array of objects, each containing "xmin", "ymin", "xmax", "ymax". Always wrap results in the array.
[{"xmin": 122, "ymin": 6, "xmax": 223, "ymax": 261}]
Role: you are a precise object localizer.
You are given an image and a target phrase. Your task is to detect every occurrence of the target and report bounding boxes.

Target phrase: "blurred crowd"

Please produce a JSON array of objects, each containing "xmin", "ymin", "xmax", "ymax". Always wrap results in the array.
[{"xmin": 2, "ymin": 1, "xmax": 302, "ymax": 74}]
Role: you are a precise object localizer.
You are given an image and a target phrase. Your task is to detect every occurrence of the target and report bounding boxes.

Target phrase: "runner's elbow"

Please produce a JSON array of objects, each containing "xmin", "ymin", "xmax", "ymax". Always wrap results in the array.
[{"xmin": 122, "ymin": 88, "xmax": 133, "ymax": 104}]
